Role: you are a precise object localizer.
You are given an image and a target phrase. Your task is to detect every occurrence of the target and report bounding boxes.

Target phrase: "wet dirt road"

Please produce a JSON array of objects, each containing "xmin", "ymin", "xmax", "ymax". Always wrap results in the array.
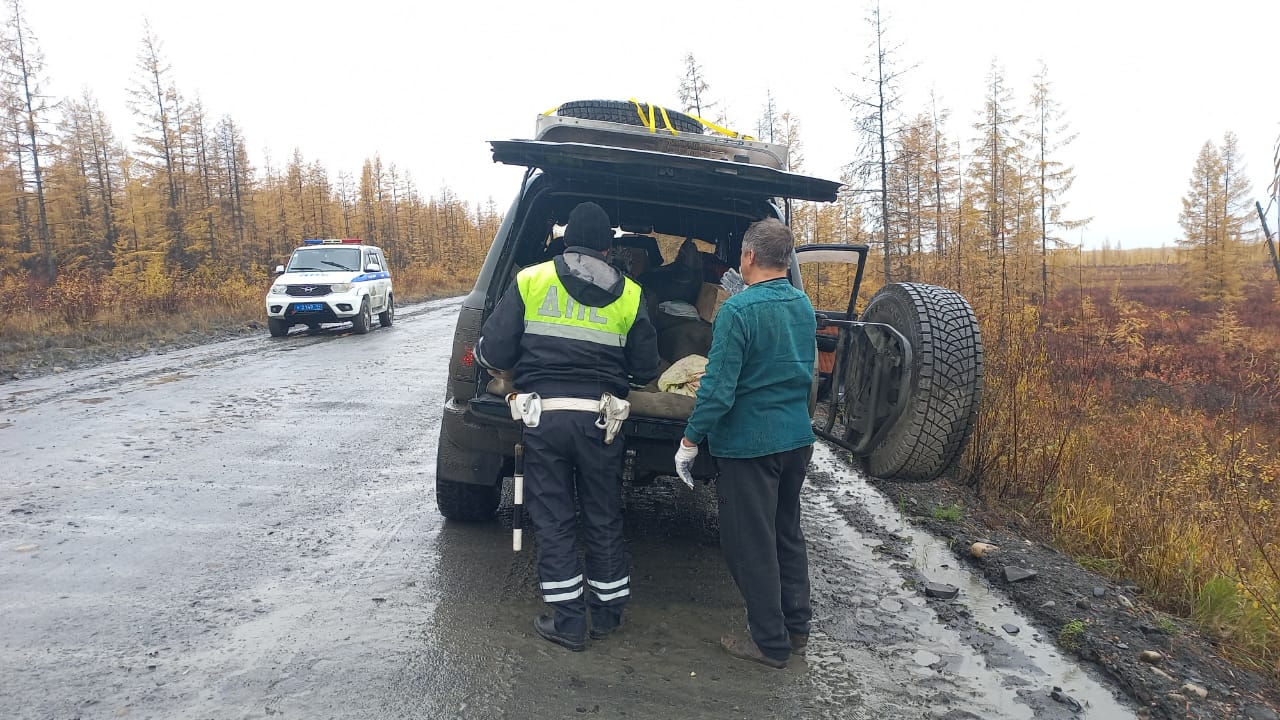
[{"xmin": 2, "ymin": 298, "xmax": 1138, "ymax": 719}]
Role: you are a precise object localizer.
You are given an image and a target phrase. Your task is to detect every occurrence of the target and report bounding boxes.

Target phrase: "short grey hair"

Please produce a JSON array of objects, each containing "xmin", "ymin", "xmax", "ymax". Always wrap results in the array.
[{"xmin": 742, "ymin": 218, "xmax": 793, "ymax": 270}]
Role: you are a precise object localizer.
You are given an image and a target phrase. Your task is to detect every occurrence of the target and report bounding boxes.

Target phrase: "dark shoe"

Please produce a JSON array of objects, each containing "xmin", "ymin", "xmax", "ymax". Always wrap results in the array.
[
  {"xmin": 589, "ymin": 618, "xmax": 622, "ymax": 641},
  {"xmin": 789, "ymin": 632, "xmax": 809, "ymax": 655},
  {"xmin": 534, "ymin": 615, "xmax": 585, "ymax": 652},
  {"xmin": 719, "ymin": 632, "xmax": 787, "ymax": 669}
]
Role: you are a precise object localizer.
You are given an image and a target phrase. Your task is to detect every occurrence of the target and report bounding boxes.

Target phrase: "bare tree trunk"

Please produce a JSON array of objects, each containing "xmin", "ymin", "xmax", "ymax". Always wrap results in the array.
[
  {"xmin": 10, "ymin": 0, "xmax": 53, "ymax": 280},
  {"xmin": 1039, "ymin": 107, "xmax": 1048, "ymax": 304},
  {"xmin": 877, "ymin": 22, "xmax": 891, "ymax": 284},
  {"xmin": 1257, "ymin": 201, "xmax": 1280, "ymax": 287}
]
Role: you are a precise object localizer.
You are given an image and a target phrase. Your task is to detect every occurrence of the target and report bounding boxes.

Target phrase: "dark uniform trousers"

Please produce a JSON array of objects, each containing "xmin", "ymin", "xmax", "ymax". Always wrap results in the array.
[
  {"xmin": 716, "ymin": 444, "xmax": 813, "ymax": 662},
  {"xmin": 523, "ymin": 410, "xmax": 630, "ymax": 638}
]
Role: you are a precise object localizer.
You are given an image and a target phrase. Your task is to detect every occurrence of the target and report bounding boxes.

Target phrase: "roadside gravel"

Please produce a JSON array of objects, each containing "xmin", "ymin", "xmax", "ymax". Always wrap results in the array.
[{"xmin": 850, "ymin": 462, "xmax": 1280, "ymax": 720}]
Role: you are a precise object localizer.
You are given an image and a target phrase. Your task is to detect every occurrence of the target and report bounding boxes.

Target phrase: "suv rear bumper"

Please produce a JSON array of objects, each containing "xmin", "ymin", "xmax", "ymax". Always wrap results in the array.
[{"xmin": 440, "ymin": 392, "xmax": 698, "ymax": 484}]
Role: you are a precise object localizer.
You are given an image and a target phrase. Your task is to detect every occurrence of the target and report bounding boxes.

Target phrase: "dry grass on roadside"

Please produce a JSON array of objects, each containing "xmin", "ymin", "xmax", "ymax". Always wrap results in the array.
[
  {"xmin": 0, "ymin": 265, "xmax": 476, "ymax": 373},
  {"xmin": 959, "ymin": 270, "xmax": 1280, "ymax": 679}
]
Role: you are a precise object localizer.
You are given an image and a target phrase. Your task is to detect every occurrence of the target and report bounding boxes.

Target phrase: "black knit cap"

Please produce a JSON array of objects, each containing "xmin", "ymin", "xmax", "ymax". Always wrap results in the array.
[{"xmin": 563, "ymin": 202, "xmax": 613, "ymax": 251}]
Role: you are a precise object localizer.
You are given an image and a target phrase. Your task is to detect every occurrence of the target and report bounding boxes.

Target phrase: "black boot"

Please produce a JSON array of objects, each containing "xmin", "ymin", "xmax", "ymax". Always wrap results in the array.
[
  {"xmin": 589, "ymin": 616, "xmax": 623, "ymax": 641},
  {"xmin": 534, "ymin": 614, "xmax": 585, "ymax": 651}
]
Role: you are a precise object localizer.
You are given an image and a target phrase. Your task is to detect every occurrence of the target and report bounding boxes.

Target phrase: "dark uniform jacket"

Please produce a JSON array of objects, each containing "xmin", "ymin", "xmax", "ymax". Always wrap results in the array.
[{"xmin": 475, "ymin": 247, "xmax": 660, "ymax": 400}]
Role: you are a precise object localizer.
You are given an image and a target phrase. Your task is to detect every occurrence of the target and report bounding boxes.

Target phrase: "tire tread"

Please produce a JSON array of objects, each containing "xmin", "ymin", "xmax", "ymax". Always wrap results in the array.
[
  {"xmin": 557, "ymin": 100, "xmax": 704, "ymax": 134},
  {"xmin": 436, "ymin": 478, "xmax": 500, "ymax": 522},
  {"xmin": 859, "ymin": 283, "xmax": 983, "ymax": 482}
]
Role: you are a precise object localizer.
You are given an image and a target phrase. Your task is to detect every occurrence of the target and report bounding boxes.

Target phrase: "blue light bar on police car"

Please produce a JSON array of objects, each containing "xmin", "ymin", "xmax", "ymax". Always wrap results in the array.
[{"xmin": 302, "ymin": 238, "xmax": 363, "ymax": 245}]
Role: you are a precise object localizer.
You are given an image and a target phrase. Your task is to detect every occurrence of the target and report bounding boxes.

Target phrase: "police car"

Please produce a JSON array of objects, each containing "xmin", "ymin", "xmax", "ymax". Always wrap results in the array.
[{"xmin": 265, "ymin": 239, "xmax": 394, "ymax": 337}]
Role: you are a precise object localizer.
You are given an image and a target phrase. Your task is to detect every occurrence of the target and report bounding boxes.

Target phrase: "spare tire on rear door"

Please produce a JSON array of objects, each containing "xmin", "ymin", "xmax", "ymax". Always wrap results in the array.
[
  {"xmin": 555, "ymin": 100, "xmax": 705, "ymax": 134},
  {"xmin": 850, "ymin": 282, "xmax": 983, "ymax": 482}
]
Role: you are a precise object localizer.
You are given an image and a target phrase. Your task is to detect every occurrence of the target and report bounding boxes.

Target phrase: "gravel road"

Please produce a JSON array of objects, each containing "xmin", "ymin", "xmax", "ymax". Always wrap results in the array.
[{"xmin": 0, "ymin": 298, "xmax": 1139, "ymax": 719}]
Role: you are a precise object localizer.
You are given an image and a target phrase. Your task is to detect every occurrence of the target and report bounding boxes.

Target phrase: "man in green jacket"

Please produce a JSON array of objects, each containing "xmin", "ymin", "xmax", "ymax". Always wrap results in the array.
[{"xmin": 674, "ymin": 217, "xmax": 816, "ymax": 669}]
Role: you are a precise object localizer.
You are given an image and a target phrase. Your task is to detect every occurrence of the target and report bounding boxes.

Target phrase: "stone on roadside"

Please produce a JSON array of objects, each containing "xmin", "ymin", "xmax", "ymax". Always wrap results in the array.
[
  {"xmin": 1140, "ymin": 650, "xmax": 1164, "ymax": 664},
  {"xmin": 1003, "ymin": 566, "xmax": 1037, "ymax": 583},
  {"xmin": 1150, "ymin": 667, "xmax": 1175, "ymax": 682},
  {"xmin": 1245, "ymin": 705, "xmax": 1280, "ymax": 720},
  {"xmin": 1092, "ymin": 586, "xmax": 1106, "ymax": 598},
  {"xmin": 1075, "ymin": 599, "xmax": 1091, "ymax": 610},
  {"xmin": 1181, "ymin": 682, "xmax": 1207, "ymax": 700},
  {"xmin": 1001, "ymin": 623, "xmax": 1019, "ymax": 635},
  {"xmin": 970, "ymin": 542, "xmax": 999, "ymax": 558},
  {"xmin": 924, "ymin": 582, "xmax": 959, "ymax": 600},
  {"xmin": 1117, "ymin": 594, "xmax": 1134, "ymax": 610}
]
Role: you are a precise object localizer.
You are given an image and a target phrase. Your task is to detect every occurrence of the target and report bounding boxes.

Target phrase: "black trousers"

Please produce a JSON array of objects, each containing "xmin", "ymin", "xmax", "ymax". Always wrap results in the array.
[
  {"xmin": 522, "ymin": 411, "xmax": 630, "ymax": 638},
  {"xmin": 716, "ymin": 445, "xmax": 813, "ymax": 662}
]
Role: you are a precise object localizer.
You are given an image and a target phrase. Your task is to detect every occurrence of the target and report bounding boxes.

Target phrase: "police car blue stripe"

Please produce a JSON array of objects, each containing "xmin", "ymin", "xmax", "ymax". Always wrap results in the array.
[{"xmin": 350, "ymin": 271, "xmax": 391, "ymax": 282}]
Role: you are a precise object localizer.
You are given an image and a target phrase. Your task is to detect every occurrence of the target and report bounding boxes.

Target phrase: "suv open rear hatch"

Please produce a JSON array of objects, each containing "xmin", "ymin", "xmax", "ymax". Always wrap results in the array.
[{"xmin": 490, "ymin": 140, "xmax": 841, "ymax": 204}]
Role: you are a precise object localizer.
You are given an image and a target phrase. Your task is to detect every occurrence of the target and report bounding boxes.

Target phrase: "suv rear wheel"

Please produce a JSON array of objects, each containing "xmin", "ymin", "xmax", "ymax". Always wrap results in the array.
[
  {"xmin": 436, "ymin": 478, "xmax": 500, "ymax": 521},
  {"xmin": 352, "ymin": 298, "xmax": 372, "ymax": 334}
]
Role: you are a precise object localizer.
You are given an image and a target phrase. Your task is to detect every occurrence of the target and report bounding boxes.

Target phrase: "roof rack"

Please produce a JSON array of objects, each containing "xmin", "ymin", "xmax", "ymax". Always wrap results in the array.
[{"xmin": 533, "ymin": 114, "xmax": 789, "ymax": 171}]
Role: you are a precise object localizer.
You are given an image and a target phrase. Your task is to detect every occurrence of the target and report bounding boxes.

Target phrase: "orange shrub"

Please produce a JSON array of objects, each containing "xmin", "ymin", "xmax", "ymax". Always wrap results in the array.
[{"xmin": 958, "ymin": 266, "xmax": 1280, "ymax": 677}]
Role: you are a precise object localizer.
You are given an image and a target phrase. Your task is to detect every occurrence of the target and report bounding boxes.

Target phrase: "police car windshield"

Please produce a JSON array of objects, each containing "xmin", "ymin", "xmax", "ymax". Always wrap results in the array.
[{"xmin": 286, "ymin": 247, "xmax": 360, "ymax": 272}]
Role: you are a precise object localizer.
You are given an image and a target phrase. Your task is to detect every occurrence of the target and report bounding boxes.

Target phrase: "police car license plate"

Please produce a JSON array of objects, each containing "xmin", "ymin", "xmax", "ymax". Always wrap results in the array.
[{"xmin": 294, "ymin": 303, "xmax": 324, "ymax": 312}]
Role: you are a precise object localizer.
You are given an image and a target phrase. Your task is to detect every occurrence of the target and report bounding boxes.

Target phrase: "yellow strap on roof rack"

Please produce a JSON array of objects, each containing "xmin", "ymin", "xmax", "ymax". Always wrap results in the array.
[
  {"xmin": 627, "ymin": 98, "xmax": 680, "ymax": 136},
  {"xmin": 685, "ymin": 111, "xmax": 755, "ymax": 141},
  {"xmin": 542, "ymin": 100, "xmax": 756, "ymax": 141}
]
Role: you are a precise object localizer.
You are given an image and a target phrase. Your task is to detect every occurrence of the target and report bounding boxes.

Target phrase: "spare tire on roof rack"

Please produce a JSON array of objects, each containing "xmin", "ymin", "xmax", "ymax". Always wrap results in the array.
[{"xmin": 554, "ymin": 100, "xmax": 705, "ymax": 134}]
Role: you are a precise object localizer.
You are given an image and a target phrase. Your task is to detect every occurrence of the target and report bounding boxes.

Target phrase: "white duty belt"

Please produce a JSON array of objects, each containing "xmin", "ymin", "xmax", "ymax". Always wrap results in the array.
[{"xmin": 506, "ymin": 392, "xmax": 631, "ymax": 444}]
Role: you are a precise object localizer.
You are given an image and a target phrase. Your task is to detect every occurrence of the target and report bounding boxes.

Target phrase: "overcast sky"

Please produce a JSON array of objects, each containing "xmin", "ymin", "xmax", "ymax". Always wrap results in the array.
[{"xmin": 25, "ymin": 0, "xmax": 1280, "ymax": 249}]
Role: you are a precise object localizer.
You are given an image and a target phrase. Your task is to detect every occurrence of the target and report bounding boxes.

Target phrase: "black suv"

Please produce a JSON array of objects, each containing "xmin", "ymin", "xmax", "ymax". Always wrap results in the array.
[{"xmin": 435, "ymin": 100, "xmax": 984, "ymax": 520}]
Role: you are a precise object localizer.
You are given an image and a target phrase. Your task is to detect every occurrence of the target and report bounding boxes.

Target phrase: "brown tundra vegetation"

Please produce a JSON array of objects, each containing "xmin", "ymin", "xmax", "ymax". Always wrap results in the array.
[{"xmin": 962, "ymin": 249, "xmax": 1280, "ymax": 679}]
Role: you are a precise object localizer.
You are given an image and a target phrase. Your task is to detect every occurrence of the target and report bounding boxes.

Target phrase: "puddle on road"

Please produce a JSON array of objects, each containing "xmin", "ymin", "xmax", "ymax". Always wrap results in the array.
[
  {"xmin": 802, "ymin": 492, "xmax": 1036, "ymax": 719},
  {"xmin": 808, "ymin": 443, "xmax": 1135, "ymax": 718}
]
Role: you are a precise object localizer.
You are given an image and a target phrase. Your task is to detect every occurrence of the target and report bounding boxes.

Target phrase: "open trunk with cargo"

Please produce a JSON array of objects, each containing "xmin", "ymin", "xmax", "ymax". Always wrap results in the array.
[{"xmin": 435, "ymin": 101, "xmax": 984, "ymax": 521}]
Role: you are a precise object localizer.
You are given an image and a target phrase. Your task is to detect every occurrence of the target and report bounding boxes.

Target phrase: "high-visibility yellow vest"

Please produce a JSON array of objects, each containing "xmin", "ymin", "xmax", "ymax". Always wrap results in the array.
[{"xmin": 517, "ymin": 261, "xmax": 642, "ymax": 347}]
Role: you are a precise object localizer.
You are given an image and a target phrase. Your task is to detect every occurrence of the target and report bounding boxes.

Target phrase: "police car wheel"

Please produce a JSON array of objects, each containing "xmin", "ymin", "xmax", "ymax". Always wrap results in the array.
[
  {"xmin": 352, "ymin": 299, "xmax": 372, "ymax": 335},
  {"xmin": 267, "ymin": 318, "xmax": 289, "ymax": 338},
  {"xmin": 379, "ymin": 295, "xmax": 394, "ymax": 327}
]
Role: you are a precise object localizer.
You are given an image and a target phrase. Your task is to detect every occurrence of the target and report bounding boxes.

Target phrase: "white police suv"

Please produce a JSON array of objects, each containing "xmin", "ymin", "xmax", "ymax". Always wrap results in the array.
[{"xmin": 265, "ymin": 239, "xmax": 394, "ymax": 337}]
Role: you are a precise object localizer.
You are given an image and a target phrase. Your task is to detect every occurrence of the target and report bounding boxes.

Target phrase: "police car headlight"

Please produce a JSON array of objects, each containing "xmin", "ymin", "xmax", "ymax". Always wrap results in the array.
[
  {"xmin": 269, "ymin": 284, "xmax": 288, "ymax": 295},
  {"xmin": 329, "ymin": 283, "xmax": 353, "ymax": 293}
]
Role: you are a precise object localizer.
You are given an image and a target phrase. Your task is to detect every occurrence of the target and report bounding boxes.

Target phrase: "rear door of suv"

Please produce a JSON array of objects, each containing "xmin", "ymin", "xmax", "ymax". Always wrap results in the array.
[{"xmin": 489, "ymin": 140, "xmax": 842, "ymax": 204}]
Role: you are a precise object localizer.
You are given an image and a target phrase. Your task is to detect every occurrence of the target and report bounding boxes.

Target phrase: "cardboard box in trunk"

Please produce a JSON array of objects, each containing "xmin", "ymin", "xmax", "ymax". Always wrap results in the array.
[{"xmin": 696, "ymin": 283, "xmax": 730, "ymax": 323}]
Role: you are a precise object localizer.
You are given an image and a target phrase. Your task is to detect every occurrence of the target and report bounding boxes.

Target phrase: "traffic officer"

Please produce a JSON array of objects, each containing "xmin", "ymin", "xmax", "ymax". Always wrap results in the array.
[{"xmin": 474, "ymin": 201, "xmax": 661, "ymax": 651}]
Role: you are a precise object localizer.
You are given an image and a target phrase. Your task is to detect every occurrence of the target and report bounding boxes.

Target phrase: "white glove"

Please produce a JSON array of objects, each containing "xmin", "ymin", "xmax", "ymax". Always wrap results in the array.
[
  {"xmin": 674, "ymin": 440, "xmax": 698, "ymax": 489},
  {"xmin": 720, "ymin": 268, "xmax": 746, "ymax": 295}
]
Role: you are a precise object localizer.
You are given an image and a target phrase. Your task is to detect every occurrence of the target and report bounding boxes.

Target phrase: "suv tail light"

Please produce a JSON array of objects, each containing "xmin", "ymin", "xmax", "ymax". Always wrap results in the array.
[{"xmin": 448, "ymin": 307, "xmax": 484, "ymax": 402}]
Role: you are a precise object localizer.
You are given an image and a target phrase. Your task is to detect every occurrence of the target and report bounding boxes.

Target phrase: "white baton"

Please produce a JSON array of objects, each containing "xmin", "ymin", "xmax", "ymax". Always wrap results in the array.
[{"xmin": 512, "ymin": 444, "xmax": 524, "ymax": 552}]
